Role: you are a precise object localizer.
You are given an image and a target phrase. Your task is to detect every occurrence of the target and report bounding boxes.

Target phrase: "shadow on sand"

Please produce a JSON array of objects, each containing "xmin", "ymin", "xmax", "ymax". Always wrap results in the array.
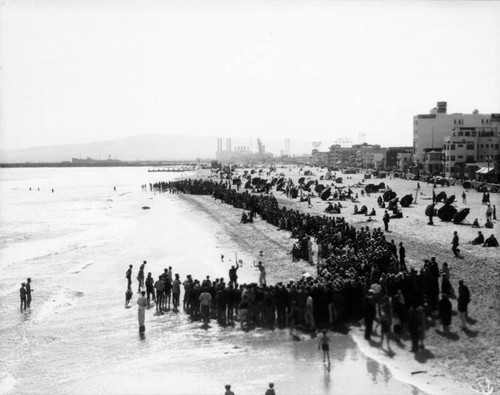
[{"xmin": 435, "ymin": 329, "xmax": 460, "ymax": 341}]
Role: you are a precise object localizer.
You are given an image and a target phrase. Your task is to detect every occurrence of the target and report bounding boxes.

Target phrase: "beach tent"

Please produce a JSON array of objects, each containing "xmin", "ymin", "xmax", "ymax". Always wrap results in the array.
[
  {"xmin": 435, "ymin": 191, "xmax": 447, "ymax": 203},
  {"xmin": 320, "ymin": 187, "xmax": 332, "ymax": 201},
  {"xmin": 438, "ymin": 205, "xmax": 457, "ymax": 222},
  {"xmin": 462, "ymin": 181, "xmax": 471, "ymax": 189},
  {"xmin": 453, "ymin": 208, "xmax": 470, "ymax": 224},
  {"xmin": 244, "ymin": 180, "xmax": 252, "ymax": 189},
  {"xmin": 232, "ymin": 178, "xmax": 241, "ymax": 185},
  {"xmin": 290, "ymin": 187, "xmax": 299, "ymax": 199},
  {"xmin": 251, "ymin": 177, "xmax": 261, "ymax": 186},
  {"xmin": 445, "ymin": 195, "xmax": 455, "ymax": 206},
  {"xmin": 400, "ymin": 194, "xmax": 413, "ymax": 207},
  {"xmin": 336, "ymin": 177, "xmax": 343, "ymax": 183}
]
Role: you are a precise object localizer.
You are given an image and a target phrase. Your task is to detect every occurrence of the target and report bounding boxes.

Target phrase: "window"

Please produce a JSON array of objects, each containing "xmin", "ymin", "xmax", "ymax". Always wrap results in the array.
[
  {"xmin": 450, "ymin": 166, "xmax": 456, "ymax": 173},
  {"xmin": 466, "ymin": 156, "xmax": 475, "ymax": 162},
  {"xmin": 458, "ymin": 155, "xmax": 463, "ymax": 159},
  {"xmin": 451, "ymin": 144, "xmax": 456, "ymax": 150},
  {"xmin": 495, "ymin": 144, "xmax": 499, "ymax": 149},
  {"xmin": 472, "ymin": 132, "xmax": 477, "ymax": 137},
  {"xmin": 458, "ymin": 144, "xmax": 463, "ymax": 148},
  {"xmin": 451, "ymin": 156, "xmax": 456, "ymax": 161},
  {"xmin": 458, "ymin": 131, "xmax": 463, "ymax": 137},
  {"xmin": 454, "ymin": 120, "xmax": 456, "ymax": 125},
  {"xmin": 466, "ymin": 144, "xmax": 474, "ymax": 150},
  {"xmin": 465, "ymin": 132, "xmax": 470, "ymax": 137}
]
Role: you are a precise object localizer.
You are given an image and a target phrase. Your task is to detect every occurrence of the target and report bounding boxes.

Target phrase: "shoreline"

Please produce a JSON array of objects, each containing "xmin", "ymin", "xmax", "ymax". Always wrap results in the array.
[
  {"xmin": 175, "ymin": 167, "xmax": 499, "ymax": 394},
  {"xmin": 175, "ymin": 192, "xmax": 464, "ymax": 395}
]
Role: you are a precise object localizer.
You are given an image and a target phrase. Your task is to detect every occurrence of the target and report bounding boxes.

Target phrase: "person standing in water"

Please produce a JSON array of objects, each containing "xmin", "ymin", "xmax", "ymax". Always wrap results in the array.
[
  {"xmin": 20, "ymin": 282, "xmax": 27, "ymax": 311},
  {"xmin": 126, "ymin": 265, "xmax": 133, "ymax": 289},
  {"xmin": 137, "ymin": 261, "xmax": 146, "ymax": 292},
  {"xmin": 137, "ymin": 291, "xmax": 147, "ymax": 332},
  {"xmin": 26, "ymin": 278, "xmax": 33, "ymax": 308},
  {"xmin": 318, "ymin": 329, "xmax": 331, "ymax": 365}
]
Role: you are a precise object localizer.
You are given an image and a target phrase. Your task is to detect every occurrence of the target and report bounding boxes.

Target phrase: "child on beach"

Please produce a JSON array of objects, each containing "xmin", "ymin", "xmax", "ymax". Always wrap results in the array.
[{"xmin": 318, "ymin": 329, "xmax": 331, "ymax": 365}]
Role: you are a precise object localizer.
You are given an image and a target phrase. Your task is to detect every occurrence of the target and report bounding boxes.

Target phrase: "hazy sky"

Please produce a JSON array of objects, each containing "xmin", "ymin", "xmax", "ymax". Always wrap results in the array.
[{"xmin": 1, "ymin": 0, "xmax": 500, "ymax": 153}]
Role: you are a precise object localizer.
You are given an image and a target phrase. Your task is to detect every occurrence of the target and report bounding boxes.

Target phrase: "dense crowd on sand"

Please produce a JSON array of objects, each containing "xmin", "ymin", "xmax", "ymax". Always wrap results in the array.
[{"xmin": 134, "ymin": 176, "xmax": 486, "ymax": 355}]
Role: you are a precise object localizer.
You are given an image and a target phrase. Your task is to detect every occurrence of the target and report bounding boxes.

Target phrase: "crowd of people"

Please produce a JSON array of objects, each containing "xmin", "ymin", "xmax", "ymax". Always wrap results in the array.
[{"xmin": 137, "ymin": 177, "xmax": 478, "ymax": 352}]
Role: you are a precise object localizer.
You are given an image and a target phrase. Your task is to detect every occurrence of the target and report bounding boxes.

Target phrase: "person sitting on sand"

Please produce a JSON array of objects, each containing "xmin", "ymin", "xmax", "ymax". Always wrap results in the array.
[
  {"xmin": 325, "ymin": 203, "xmax": 334, "ymax": 213},
  {"xmin": 353, "ymin": 205, "xmax": 359, "ymax": 214},
  {"xmin": 471, "ymin": 218, "xmax": 480, "ymax": 228},
  {"xmin": 470, "ymin": 231, "xmax": 484, "ymax": 245},
  {"xmin": 485, "ymin": 217, "xmax": 493, "ymax": 229},
  {"xmin": 240, "ymin": 212, "xmax": 249, "ymax": 223},
  {"xmin": 483, "ymin": 234, "xmax": 499, "ymax": 247},
  {"xmin": 367, "ymin": 208, "xmax": 376, "ymax": 216}
]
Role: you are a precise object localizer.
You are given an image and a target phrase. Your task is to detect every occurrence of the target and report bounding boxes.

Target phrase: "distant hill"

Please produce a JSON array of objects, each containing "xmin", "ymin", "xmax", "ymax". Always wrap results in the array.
[
  {"xmin": 0, "ymin": 134, "xmax": 314, "ymax": 163},
  {"xmin": 0, "ymin": 134, "xmax": 218, "ymax": 163}
]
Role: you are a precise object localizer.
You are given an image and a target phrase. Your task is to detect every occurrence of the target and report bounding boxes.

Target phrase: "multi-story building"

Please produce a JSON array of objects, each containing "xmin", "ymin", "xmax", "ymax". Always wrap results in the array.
[
  {"xmin": 396, "ymin": 152, "xmax": 413, "ymax": 172},
  {"xmin": 386, "ymin": 147, "xmax": 413, "ymax": 169},
  {"xmin": 413, "ymin": 102, "xmax": 494, "ymax": 163},
  {"xmin": 422, "ymin": 149, "xmax": 444, "ymax": 175},
  {"xmin": 443, "ymin": 125, "xmax": 500, "ymax": 181}
]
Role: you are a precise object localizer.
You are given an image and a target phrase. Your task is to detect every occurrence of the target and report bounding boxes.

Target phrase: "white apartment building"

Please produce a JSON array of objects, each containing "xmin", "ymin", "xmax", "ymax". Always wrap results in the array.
[
  {"xmin": 413, "ymin": 102, "xmax": 494, "ymax": 163},
  {"xmin": 443, "ymin": 126, "xmax": 500, "ymax": 180}
]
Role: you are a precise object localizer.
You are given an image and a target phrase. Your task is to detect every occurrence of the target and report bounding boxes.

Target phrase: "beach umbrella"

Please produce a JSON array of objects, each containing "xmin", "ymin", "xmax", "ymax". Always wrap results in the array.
[
  {"xmin": 453, "ymin": 208, "xmax": 470, "ymax": 224},
  {"xmin": 315, "ymin": 184, "xmax": 326, "ymax": 194},
  {"xmin": 320, "ymin": 187, "xmax": 332, "ymax": 201},
  {"xmin": 435, "ymin": 191, "xmax": 447, "ymax": 203},
  {"xmin": 271, "ymin": 177, "xmax": 278, "ymax": 186},
  {"xmin": 244, "ymin": 180, "xmax": 252, "ymax": 189},
  {"xmin": 251, "ymin": 170, "xmax": 256, "ymax": 174},
  {"xmin": 377, "ymin": 182, "xmax": 386, "ymax": 190},
  {"xmin": 365, "ymin": 184, "xmax": 376, "ymax": 193},
  {"xmin": 438, "ymin": 205, "xmax": 457, "ymax": 222},
  {"xmin": 251, "ymin": 177, "xmax": 261, "ymax": 186},
  {"xmin": 445, "ymin": 195, "xmax": 455, "ymax": 206},
  {"xmin": 400, "ymin": 194, "xmax": 413, "ymax": 208},
  {"xmin": 383, "ymin": 190, "xmax": 397, "ymax": 202},
  {"xmin": 298, "ymin": 177, "xmax": 305, "ymax": 185}
]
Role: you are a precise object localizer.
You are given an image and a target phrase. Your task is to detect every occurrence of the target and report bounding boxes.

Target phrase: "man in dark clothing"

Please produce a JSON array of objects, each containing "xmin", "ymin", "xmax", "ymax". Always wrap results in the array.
[
  {"xmin": 229, "ymin": 262, "xmax": 239, "ymax": 286},
  {"xmin": 471, "ymin": 231, "xmax": 485, "ymax": 245},
  {"xmin": 438, "ymin": 293, "xmax": 452, "ymax": 333},
  {"xmin": 452, "ymin": 231, "xmax": 460, "ymax": 257},
  {"xmin": 457, "ymin": 280, "xmax": 471, "ymax": 329},
  {"xmin": 408, "ymin": 306, "xmax": 420, "ymax": 352},
  {"xmin": 20, "ymin": 283, "xmax": 27, "ymax": 311},
  {"xmin": 399, "ymin": 243, "xmax": 407, "ymax": 272},
  {"xmin": 26, "ymin": 278, "xmax": 33, "ymax": 308},
  {"xmin": 126, "ymin": 265, "xmax": 133, "ymax": 288},
  {"xmin": 383, "ymin": 211, "xmax": 390, "ymax": 232}
]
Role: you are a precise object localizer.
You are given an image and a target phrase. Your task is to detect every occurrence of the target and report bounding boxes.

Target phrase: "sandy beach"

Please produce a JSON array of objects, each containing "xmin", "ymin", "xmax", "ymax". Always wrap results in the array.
[{"xmin": 180, "ymin": 165, "xmax": 500, "ymax": 394}]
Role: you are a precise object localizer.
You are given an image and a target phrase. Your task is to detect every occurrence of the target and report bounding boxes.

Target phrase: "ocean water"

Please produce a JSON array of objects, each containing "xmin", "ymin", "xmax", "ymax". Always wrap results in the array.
[{"xmin": 0, "ymin": 167, "xmax": 426, "ymax": 395}]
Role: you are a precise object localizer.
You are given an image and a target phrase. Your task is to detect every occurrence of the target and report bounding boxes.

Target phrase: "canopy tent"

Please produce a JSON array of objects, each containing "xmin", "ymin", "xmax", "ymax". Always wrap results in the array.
[{"xmin": 476, "ymin": 167, "xmax": 494, "ymax": 175}]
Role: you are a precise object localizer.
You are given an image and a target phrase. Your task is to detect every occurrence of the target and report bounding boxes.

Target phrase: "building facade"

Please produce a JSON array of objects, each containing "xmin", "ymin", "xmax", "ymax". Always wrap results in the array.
[
  {"xmin": 443, "ymin": 125, "xmax": 500, "ymax": 181},
  {"xmin": 413, "ymin": 102, "xmax": 494, "ymax": 163}
]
